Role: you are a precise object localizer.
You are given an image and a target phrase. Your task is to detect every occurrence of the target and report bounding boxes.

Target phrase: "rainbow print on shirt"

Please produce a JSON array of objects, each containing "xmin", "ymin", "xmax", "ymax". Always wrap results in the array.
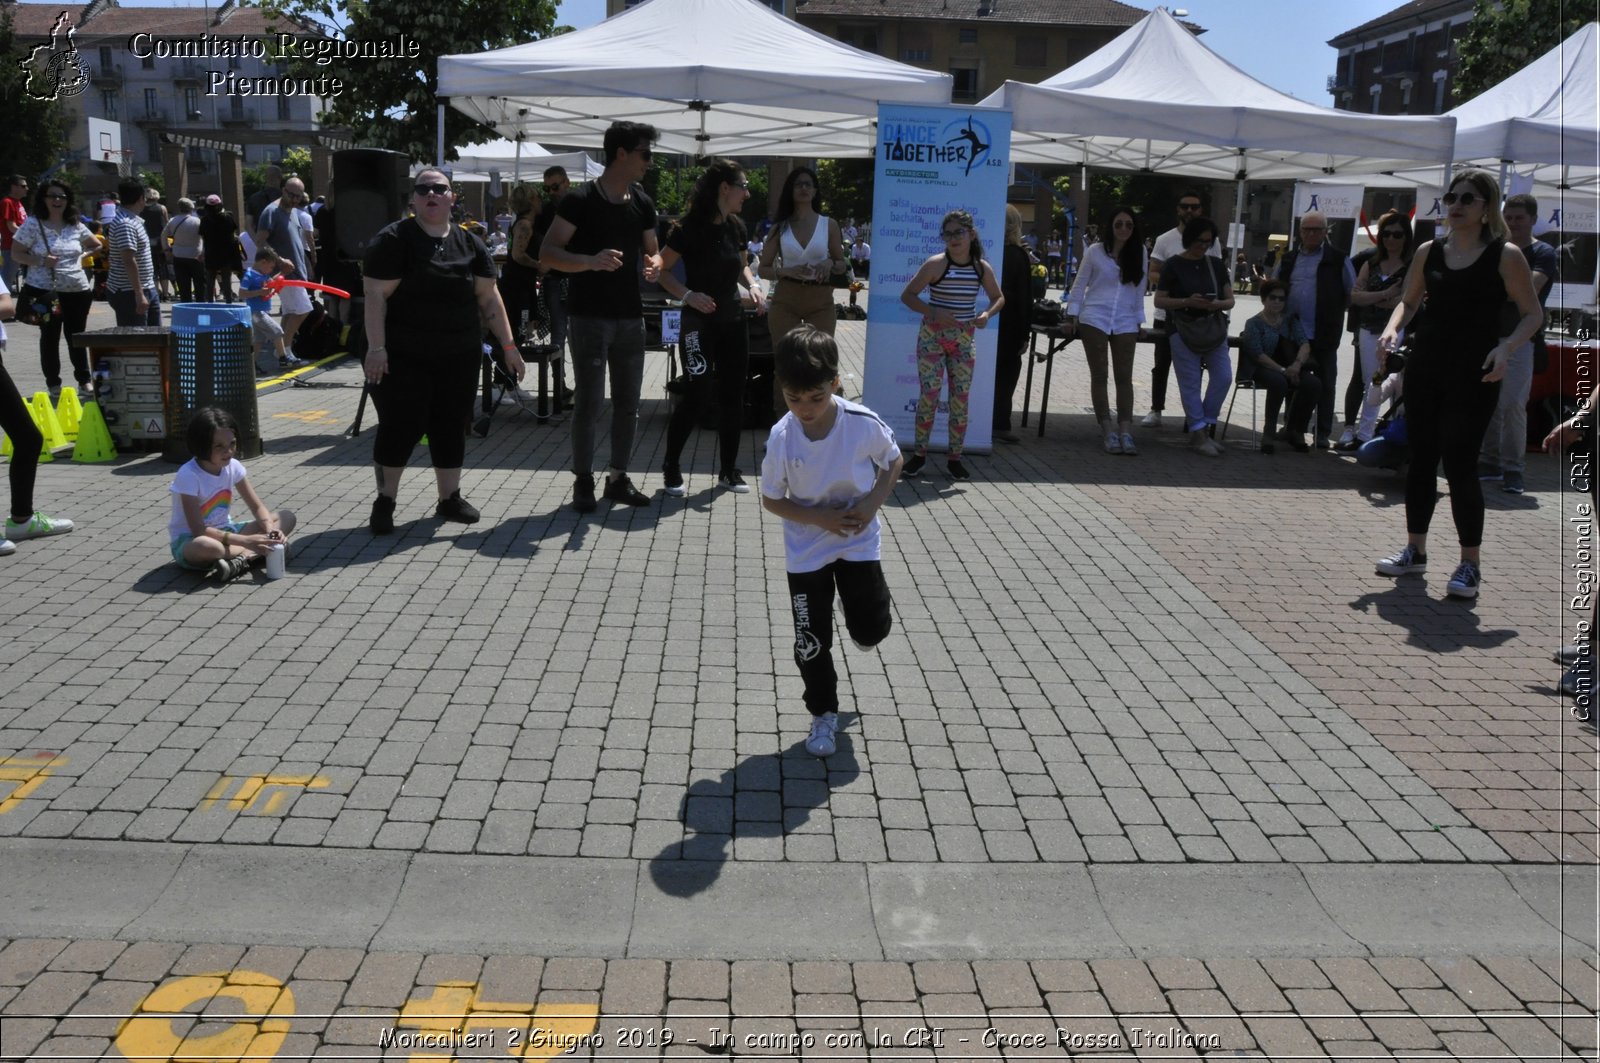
[{"xmin": 199, "ymin": 488, "xmax": 233, "ymax": 526}]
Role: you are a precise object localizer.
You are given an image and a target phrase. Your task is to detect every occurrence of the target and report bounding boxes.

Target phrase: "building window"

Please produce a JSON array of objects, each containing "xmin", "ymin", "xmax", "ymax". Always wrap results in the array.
[
  {"xmin": 959, "ymin": 28, "xmax": 978, "ymax": 45},
  {"xmin": 101, "ymin": 90, "xmax": 117, "ymax": 120},
  {"xmin": 143, "ymin": 88, "xmax": 158, "ymax": 115},
  {"xmin": 951, "ymin": 65, "xmax": 979, "ymax": 102},
  {"xmin": 184, "ymin": 87, "xmax": 199, "ymax": 118},
  {"xmin": 278, "ymin": 95, "xmax": 292, "ymax": 120},
  {"xmin": 141, "ymin": 54, "xmax": 154, "ymax": 70},
  {"xmin": 838, "ymin": 26, "xmax": 879, "ymax": 53},
  {"xmin": 98, "ymin": 46, "xmax": 112, "ymax": 71},
  {"xmin": 902, "ymin": 28, "xmax": 932, "ymax": 63},
  {"xmin": 1015, "ymin": 33, "xmax": 1046, "ymax": 67},
  {"xmin": 1369, "ymin": 84, "xmax": 1383, "ymax": 113},
  {"xmin": 148, "ymin": 132, "xmax": 161, "ymax": 160}
]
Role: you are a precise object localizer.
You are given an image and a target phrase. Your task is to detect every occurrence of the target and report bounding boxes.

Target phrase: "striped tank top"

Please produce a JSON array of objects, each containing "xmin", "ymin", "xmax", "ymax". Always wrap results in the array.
[{"xmin": 927, "ymin": 256, "xmax": 983, "ymax": 321}]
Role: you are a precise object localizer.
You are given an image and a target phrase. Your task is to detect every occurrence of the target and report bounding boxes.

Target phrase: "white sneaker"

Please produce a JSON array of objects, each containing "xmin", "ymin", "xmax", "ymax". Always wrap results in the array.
[
  {"xmin": 4, "ymin": 512, "xmax": 74, "ymax": 540},
  {"xmin": 0, "ymin": 538, "xmax": 14, "ymax": 556},
  {"xmin": 805, "ymin": 712, "xmax": 840, "ymax": 757},
  {"xmin": 1336, "ymin": 427, "xmax": 1357, "ymax": 448},
  {"xmin": 1119, "ymin": 432, "xmax": 1138, "ymax": 456},
  {"xmin": 1104, "ymin": 432, "xmax": 1122, "ymax": 455},
  {"xmin": 1140, "ymin": 410, "xmax": 1163, "ymax": 428}
]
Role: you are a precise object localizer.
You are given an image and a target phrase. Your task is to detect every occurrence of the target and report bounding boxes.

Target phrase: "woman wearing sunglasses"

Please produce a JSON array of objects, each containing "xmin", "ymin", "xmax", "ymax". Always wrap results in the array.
[
  {"xmin": 759, "ymin": 167, "xmax": 847, "ymax": 412},
  {"xmin": 654, "ymin": 159, "xmax": 765, "ymax": 496},
  {"xmin": 1373, "ymin": 170, "xmax": 1543, "ymax": 600},
  {"xmin": 11, "ymin": 179, "xmax": 102, "ymax": 399},
  {"xmin": 1340, "ymin": 210, "xmax": 1413, "ymax": 450},
  {"xmin": 361, "ymin": 170, "xmax": 525, "ymax": 534},
  {"xmin": 899, "ymin": 209, "xmax": 1005, "ymax": 480}
]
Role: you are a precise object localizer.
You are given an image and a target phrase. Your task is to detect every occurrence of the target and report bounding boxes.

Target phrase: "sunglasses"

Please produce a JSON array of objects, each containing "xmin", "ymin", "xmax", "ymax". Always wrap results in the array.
[
  {"xmin": 632, "ymin": 147, "xmax": 653, "ymax": 161},
  {"xmin": 1442, "ymin": 191, "xmax": 1482, "ymax": 206},
  {"xmin": 1381, "ymin": 229, "xmax": 1406, "ymax": 239},
  {"xmin": 414, "ymin": 183, "xmax": 451, "ymax": 196},
  {"xmin": 46, "ymin": 193, "xmax": 67, "ymax": 200},
  {"xmin": 543, "ymin": 184, "xmax": 565, "ymax": 194},
  {"xmin": 731, "ymin": 181, "xmax": 750, "ymax": 190},
  {"xmin": 1178, "ymin": 202, "xmax": 1202, "ymax": 211}
]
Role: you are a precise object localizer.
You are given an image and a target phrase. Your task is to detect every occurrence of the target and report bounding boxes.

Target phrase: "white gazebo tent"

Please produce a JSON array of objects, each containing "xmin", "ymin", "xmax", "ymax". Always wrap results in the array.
[
  {"xmin": 447, "ymin": 139, "xmax": 604, "ymax": 184},
  {"xmin": 978, "ymin": 7, "xmax": 1457, "ymax": 230},
  {"xmin": 1383, "ymin": 22, "xmax": 1599, "ymax": 199},
  {"xmin": 437, "ymin": 0, "xmax": 954, "ymax": 159}
]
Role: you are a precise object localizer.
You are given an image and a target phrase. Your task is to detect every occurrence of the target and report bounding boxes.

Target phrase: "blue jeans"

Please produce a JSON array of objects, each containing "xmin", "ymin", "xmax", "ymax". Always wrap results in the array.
[
  {"xmin": 1169, "ymin": 332, "xmax": 1232, "ymax": 432},
  {"xmin": 108, "ymin": 286, "xmax": 161, "ymax": 327},
  {"xmin": 568, "ymin": 315, "xmax": 645, "ymax": 475}
]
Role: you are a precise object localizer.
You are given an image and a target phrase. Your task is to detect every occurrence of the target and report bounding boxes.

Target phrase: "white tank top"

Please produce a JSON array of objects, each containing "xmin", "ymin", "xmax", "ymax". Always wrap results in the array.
[{"xmin": 779, "ymin": 214, "xmax": 830, "ymax": 267}]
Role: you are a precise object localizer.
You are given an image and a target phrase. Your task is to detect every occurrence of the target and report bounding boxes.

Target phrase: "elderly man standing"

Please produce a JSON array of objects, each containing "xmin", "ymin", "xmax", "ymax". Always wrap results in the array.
[
  {"xmin": 1276, "ymin": 210, "xmax": 1355, "ymax": 448},
  {"xmin": 254, "ymin": 177, "xmax": 315, "ymax": 352}
]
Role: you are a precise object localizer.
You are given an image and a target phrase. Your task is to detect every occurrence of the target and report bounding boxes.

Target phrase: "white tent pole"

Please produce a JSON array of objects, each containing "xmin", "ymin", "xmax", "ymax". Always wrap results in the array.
[
  {"xmin": 437, "ymin": 103, "xmax": 446, "ymax": 168},
  {"xmin": 515, "ymin": 138, "xmax": 523, "ymax": 183},
  {"xmin": 1498, "ymin": 159, "xmax": 1509, "ymax": 194}
]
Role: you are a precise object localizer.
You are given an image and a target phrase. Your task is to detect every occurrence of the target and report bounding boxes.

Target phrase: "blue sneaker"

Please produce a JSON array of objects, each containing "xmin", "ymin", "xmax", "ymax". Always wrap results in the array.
[
  {"xmin": 1375, "ymin": 544, "xmax": 1426, "ymax": 576},
  {"xmin": 1446, "ymin": 560, "xmax": 1481, "ymax": 599}
]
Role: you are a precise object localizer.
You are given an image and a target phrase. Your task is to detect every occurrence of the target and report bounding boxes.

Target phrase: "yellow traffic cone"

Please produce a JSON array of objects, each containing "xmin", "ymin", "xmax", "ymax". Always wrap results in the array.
[
  {"xmin": 56, "ymin": 388, "xmax": 83, "ymax": 441},
  {"xmin": 1, "ymin": 430, "xmax": 12, "ymax": 461},
  {"xmin": 31, "ymin": 392, "xmax": 70, "ymax": 448},
  {"xmin": 72, "ymin": 401, "xmax": 118, "ymax": 463}
]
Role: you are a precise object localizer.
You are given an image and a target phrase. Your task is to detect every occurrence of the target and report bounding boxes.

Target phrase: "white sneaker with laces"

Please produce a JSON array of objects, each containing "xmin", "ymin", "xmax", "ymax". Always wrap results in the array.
[
  {"xmin": 805, "ymin": 712, "xmax": 840, "ymax": 757},
  {"xmin": 0, "ymin": 538, "xmax": 14, "ymax": 556},
  {"xmin": 5, "ymin": 512, "xmax": 74, "ymax": 541},
  {"xmin": 1446, "ymin": 560, "xmax": 1481, "ymax": 599},
  {"xmin": 1119, "ymin": 432, "xmax": 1138, "ymax": 456},
  {"xmin": 1140, "ymin": 410, "xmax": 1162, "ymax": 428},
  {"xmin": 1104, "ymin": 432, "xmax": 1122, "ymax": 455}
]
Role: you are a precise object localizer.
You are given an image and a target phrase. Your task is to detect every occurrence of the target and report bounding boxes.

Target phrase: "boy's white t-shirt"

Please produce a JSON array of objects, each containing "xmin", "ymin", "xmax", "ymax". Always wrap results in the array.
[
  {"xmin": 760, "ymin": 397, "xmax": 899, "ymax": 574},
  {"xmin": 168, "ymin": 457, "xmax": 248, "ymax": 540}
]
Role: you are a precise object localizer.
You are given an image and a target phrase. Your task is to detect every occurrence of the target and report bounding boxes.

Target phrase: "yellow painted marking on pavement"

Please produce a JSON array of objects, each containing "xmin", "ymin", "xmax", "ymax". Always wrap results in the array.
[
  {"xmin": 0, "ymin": 754, "xmax": 66, "ymax": 814},
  {"xmin": 200, "ymin": 774, "xmax": 331, "ymax": 815},
  {"xmin": 390, "ymin": 983, "xmax": 597, "ymax": 1061},
  {"xmin": 269, "ymin": 409, "xmax": 341, "ymax": 425},
  {"xmin": 114, "ymin": 971, "xmax": 293, "ymax": 1063},
  {"xmin": 253, "ymin": 351, "xmax": 349, "ymax": 391}
]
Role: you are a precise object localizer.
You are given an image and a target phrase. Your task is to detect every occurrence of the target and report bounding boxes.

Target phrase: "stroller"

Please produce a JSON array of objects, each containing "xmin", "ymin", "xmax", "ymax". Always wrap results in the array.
[{"xmin": 472, "ymin": 287, "xmax": 568, "ymax": 436}]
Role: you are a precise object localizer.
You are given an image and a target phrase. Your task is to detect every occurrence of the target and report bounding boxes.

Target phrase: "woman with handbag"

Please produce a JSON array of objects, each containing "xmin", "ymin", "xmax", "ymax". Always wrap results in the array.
[
  {"xmin": 11, "ymin": 179, "xmax": 102, "ymax": 400},
  {"xmin": 1154, "ymin": 216, "xmax": 1234, "ymax": 456},
  {"xmin": 759, "ymin": 168, "xmax": 846, "ymax": 411},
  {"xmin": 1239, "ymin": 279, "xmax": 1317, "ymax": 453},
  {"xmin": 1339, "ymin": 211, "xmax": 1411, "ymax": 450}
]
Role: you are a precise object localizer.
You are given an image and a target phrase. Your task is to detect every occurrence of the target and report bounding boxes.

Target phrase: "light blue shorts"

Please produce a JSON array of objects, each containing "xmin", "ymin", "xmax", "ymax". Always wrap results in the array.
[{"xmin": 171, "ymin": 519, "xmax": 249, "ymax": 569}]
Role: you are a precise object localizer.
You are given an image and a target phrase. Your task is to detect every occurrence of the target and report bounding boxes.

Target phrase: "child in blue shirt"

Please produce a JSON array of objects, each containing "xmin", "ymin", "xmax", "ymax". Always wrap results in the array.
[
  {"xmin": 240, "ymin": 247, "xmax": 306, "ymax": 372},
  {"xmin": 169, "ymin": 406, "xmax": 297, "ymax": 582},
  {"xmin": 760, "ymin": 326, "xmax": 902, "ymax": 757}
]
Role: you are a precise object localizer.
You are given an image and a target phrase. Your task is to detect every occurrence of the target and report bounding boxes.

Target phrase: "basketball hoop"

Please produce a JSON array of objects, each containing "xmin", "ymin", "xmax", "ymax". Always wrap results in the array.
[{"xmin": 103, "ymin": 149, "xmax": 134, "ymax": 177}]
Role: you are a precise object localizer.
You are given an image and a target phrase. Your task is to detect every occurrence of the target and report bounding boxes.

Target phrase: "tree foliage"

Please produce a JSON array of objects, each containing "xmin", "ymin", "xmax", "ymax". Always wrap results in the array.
[
  {"xmin": 0, "ymin": 5, "xmax": 68, "ymax": 182},
  {"xmin": 1455, "ymin": 0, "xmax": 1586, "ymax": 102},
  {"xmin": 261, "ymin": 0, "xmax": 558, "ymax": 162},
  {"xmin": 816, "ymin": 158, "xmax": 874, "ymax": 224},
  {"xmin": 644, "ymin": 163, "xmax": 770, "ymax": 228}
]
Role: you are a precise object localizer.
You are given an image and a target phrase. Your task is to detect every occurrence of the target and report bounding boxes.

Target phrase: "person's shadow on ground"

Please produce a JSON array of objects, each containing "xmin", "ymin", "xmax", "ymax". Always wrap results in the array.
[
  {"xmin": 648, "ymin": 714, "xmax": 860, "ymax": 898},
  {"xmin": 1349, "ymin": 580, "xmax": 1517, "ymax": 652}
]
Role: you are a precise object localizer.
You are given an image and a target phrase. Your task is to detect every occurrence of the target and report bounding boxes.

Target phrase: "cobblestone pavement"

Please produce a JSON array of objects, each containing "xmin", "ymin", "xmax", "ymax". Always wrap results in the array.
[{"xmin": 0, "ymin": 295, "xmax": 1594, "ymax": 1058}]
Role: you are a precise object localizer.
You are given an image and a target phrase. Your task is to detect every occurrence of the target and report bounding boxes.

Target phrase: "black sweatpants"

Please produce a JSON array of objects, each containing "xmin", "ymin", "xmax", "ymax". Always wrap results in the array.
[
  {"xmin": 665, "ymin": 312, "xmax": 749, "ymax": 475},
  {"xmin": 1150, "ymin": 331, "xmax": 1172, "ymax": 411},
  {"xmin": 36, "ymin": 289, "xmax": 94, "ymax": 390},
  {"xmin": 369, "ymin": 350, "xmax": 479, "ymax": 469},
  {"xmin": 787, "ymin": 559, "xmax": 893, "ymax": 717},
  {"xmin": 0, "ymin": 351, "xmax": 44, "ymax": 522},
  {"xmin": 1404, "ymin": 355, "xmax": 1501, "ymax": 548}
]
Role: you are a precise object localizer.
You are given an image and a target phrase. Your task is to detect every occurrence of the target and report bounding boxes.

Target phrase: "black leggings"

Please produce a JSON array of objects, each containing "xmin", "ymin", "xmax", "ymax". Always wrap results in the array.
[
  {"xmin": 1404, "ymin": 356, "xmax": 1501, "ymax": 548},
  {"xmin": 37, "ymin": 289, "xmax": 94, "ymax": 389},
  {"xmin": 665, "ymin": 313, "xmax": 749, "ymax": 474},
  {"xmin": 787, "ymin": 559, "xmax": 893, "ymax": 716},
  {"xmin": 369, "ymin": 351, "xmax": 478, "ymax": 469},
  {"xmin": 0, "ymin": 352, "xmax": 43, "ymax": 522}
]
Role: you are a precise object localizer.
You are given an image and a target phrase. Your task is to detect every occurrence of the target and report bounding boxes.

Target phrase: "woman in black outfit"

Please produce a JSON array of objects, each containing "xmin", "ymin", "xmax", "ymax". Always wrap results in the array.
[
  {"xmin": 198, "ymin": 196, "xmax": 242, "ymax": 302},
  {"xmin": 363, "ymin": 169, "xmax": 525, "ymax": 533},
  {"xmin": 498, "ymin": 183, "xmax": 541, "ymax": 338},
  {"xmin": 1374, "ymin": 170, "xmax": 1542, "ymax": 600},
  {"xmin": 992, "ymin": 205, "xmax": 1032, "ymax": 444},
  {"xmin": 654, "ymin": 159, "xmax": 766, "ymax": 496}
]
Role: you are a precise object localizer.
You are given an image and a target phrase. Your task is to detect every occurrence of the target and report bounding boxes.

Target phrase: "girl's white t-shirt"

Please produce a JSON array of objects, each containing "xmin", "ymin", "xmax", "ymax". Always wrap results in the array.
[
  {"xmin": 760, "ymin": 397, "xmax": 899, "ymax": 574},
  {"xmin": 168, "ymin": 457, "xmax": 247, "ymax": 540}
]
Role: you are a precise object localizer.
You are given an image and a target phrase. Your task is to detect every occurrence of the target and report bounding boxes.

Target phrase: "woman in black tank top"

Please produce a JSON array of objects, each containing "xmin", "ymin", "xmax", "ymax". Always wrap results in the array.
[{"xmin": 1371, "ymin": 170, "xmax": 1544, "ymax": 600}]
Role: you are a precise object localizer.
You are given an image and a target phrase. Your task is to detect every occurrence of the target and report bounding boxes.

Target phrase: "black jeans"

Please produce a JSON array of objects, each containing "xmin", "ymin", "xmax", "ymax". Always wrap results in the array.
[
  {"xmin": 992, "ymin": 336, "xmax": 1024, "ymax": 430},
  {"xmin": 1150, "ymin": 330, "xmax": 1172, "ymax": 411},
  {"xmin": 37, "ymin": 289, "xmax": 94, "ymax": 389},
  {"xmin": 787, "ymin": 559, "xmax": 893, "ymax": 716},
  {"xmin": 1309, "ymin": 336, "xmax": 1339, "ymax": 441},
  {"xmin": 665, "ymin": 312, "xmax": 749, "ymax": 475},
  {"xmin": 0, "ymin": 350, "xmax": 43, "ymax": 521},
  {"xmin": 173, "ymin": 258, "xmax": 206, "ymax": 303}
]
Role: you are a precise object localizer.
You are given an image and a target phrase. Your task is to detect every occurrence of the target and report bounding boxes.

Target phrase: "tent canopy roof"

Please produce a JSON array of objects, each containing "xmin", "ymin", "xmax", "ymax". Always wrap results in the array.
[
  {"xmin": 979, "ymin": 7, "xmax": 1455, "ymax": 181},
  {"xmin": 1449, "ymin": 21, "xmax": 1597, "ymax": 165},
  {"xmin": 438, "ymin": 0, "xmax": 953, "ymax": 158}
]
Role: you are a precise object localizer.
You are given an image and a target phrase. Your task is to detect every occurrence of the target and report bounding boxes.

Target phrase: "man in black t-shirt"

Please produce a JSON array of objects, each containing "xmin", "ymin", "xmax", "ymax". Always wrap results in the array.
[
  {"xmin": 532, "ymin": 166, "xmax": 572, "ymax": 400},
  {"xmin": 540, "ymin": 122, "xmax": 662, "ymax": 513}
]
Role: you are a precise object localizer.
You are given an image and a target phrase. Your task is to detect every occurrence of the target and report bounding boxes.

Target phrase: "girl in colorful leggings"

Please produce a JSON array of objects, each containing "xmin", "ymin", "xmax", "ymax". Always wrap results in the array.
[{"xmin": 899, "ymin": 210, "xmax": 1004, "ymax": 480}]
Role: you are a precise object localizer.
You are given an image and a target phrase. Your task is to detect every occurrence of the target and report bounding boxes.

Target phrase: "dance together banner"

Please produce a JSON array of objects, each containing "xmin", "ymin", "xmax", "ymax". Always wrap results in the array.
[{"xmin": 862, "ymin": 103, "xmax": 1012, "ymax": 453}]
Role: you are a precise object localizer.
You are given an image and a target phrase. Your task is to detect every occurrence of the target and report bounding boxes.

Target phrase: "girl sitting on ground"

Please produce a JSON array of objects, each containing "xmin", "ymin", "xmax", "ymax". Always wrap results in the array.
[{"xmin": 169, "ymin": 406, "xmax": 296, "ymax": 582}]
